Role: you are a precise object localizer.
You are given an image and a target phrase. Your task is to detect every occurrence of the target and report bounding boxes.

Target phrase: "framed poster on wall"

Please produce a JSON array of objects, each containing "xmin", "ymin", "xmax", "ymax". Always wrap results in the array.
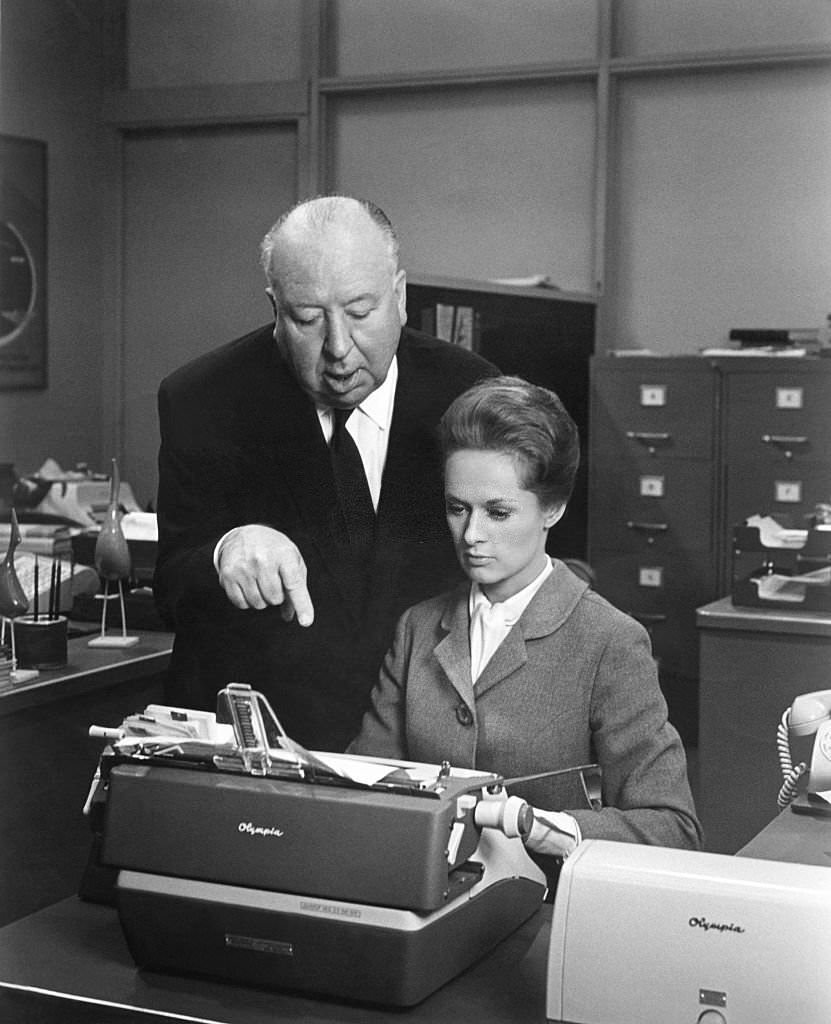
[{"xmin": 0, "ymin": 134, "xmax": 47, "ymax": 389}]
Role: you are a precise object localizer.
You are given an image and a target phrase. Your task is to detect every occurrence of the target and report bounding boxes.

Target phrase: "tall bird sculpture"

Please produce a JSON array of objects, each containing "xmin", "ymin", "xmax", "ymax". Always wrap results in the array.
[
  {"xmin": 0, "ymin": 508, "xmax": 39, "ymax": 681},
  {"xmin": 89, "ymin": 459, "xmax": 138, "ymax": 648},
  {"xmin": 0, "ymin": 508, "xmax": 28, "ymax": 618}
]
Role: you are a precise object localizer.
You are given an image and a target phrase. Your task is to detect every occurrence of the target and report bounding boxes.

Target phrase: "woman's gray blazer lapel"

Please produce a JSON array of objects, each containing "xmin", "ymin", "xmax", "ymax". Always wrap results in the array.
[
  {"xmin": 470, "ymin": 562, "xmax": 590, "ymax": 697},
  {"xmin": 434, "ymin": 588, "xmax": 475, "ymax": 712}
]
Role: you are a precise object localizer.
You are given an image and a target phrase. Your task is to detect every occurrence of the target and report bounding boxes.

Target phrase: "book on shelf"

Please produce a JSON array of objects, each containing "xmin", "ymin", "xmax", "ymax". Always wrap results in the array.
[
  {"xmin": 0, "ymin": 522, "xmax": 74, "ymax": 557},
  {"xmin": 728, "ymin": 328, "xmax": 820, "ymax": 347},
  {"xmin": 419, "ymin": 303, "xmax": 477, "ymax": 350},
  {"xmin": 0, "ymin": 652, "xmax": 14, "ymax": 689},
  {"xmin": 0, "ymin": 550, "xmax": 98, "ymax": 616}
]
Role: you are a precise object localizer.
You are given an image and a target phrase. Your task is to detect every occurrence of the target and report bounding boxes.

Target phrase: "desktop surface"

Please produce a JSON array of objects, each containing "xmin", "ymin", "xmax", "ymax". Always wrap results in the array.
[
  {"xmin": 0, "ymin": 627, "xmax": 173, "ymax": 715},
  {"xmin": 0, "ymin": 896, "xmax": 550, "ymax": 1024},
  {"xmin": 0, "ymin": 631, "xmax": 172, "ymax": 926},
  {"xmin": 0, "ymin": 809, "xmax": 828, "ymax": 1024}
]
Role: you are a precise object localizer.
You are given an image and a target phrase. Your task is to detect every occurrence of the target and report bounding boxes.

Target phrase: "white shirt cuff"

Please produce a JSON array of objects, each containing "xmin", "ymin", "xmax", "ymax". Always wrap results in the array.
[
  {"xmin": 524, "ymin": 809, "xmax": 582, "ymax": 858},
  {"xmin": 213, "ymin": 527, "xmax": 241, "ymax": 573}
]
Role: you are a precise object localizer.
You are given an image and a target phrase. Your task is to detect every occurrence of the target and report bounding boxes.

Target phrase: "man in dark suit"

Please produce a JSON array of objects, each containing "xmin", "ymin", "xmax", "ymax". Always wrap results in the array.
[{"xmin": 154, "ymin": 196, "xmax": 497, "ymax": 750}]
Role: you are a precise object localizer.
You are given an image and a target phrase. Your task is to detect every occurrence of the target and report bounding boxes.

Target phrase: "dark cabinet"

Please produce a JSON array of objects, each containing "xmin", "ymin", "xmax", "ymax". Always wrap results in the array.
[{"xmin": 407, "ymin": 275, "xmax": 596, "ymax": 562}]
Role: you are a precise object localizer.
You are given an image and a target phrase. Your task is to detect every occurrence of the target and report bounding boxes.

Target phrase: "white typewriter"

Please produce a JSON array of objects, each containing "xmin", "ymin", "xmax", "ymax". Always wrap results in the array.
[{"xmin": 546, "ymin": 839, "xmax": 831, "ymax": 1024}]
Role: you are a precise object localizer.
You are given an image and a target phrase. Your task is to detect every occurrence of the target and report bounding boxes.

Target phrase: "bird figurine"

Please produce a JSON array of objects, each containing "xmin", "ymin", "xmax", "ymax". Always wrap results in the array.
[
  {"xmin": 94, "ymin": 458, "xmax": 131, "ymax": 581},
  {"xmin": 0, "ymin": 507, "xmax": 40, "ymax": 682},
  {"xmin": 0, "ymin": 507, "xmax": 29, "ymax": 619},
  {"xmin": 89, "ymin": 458, "xmax": 138, "ymax": 648}
]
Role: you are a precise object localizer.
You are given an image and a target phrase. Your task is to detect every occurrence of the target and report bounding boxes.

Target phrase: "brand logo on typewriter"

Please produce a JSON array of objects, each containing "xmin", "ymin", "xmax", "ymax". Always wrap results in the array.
[
  {"xmin": 688, "ymin": 915, "xmax": 746, "ymax": 934},
  {"xmin": 300, "ymin": 900, "xmax": 362, "ymax": 919},
  {"xmin": 238, "ymin": 820, "xmax": 285, "ymax": 838}
]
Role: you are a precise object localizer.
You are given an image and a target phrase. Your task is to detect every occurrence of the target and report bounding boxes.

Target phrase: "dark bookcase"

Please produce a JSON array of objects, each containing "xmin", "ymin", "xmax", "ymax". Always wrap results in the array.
[{"xmin": 407, "ymin": 275, "xmax": 596, "ymax": 561}]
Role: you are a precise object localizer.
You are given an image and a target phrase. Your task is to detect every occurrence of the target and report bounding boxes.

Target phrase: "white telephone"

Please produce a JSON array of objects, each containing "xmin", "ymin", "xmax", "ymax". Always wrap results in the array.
[{"xmin": 777, "ymin": 689, "xmax": 831, "ymax": 815}]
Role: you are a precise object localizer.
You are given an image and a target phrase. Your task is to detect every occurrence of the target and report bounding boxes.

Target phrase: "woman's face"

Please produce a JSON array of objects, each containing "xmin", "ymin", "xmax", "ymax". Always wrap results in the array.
[{"xmin": 444, "ymin": 448, "xmax": 564, "ymax": 603}]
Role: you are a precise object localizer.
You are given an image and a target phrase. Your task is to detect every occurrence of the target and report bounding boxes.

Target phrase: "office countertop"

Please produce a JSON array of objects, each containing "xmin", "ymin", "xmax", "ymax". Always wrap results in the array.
[
  {"xmin": 0, "ymin": 801, "xmax": 829, "ymax": 1023},
  {"xmin": 0, "ymin": 627, "xmax": 173, "ymax": 715},
  {"xmin": 737, "ymin": 805, "xmax": 831, "ymax": 866},
  {"xmin": 0, "ymin": 895, "xmax": 551, "ymax": 1024},
  {"xmin": 696, "ymin": 596, "xmax": 831, "ymax": 636}
]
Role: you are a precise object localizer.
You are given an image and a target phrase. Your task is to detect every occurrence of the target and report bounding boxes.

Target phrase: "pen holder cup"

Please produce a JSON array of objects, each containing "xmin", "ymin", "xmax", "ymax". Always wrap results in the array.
[{"xmin": 14, "ymin": 615, "xmax": 68, "ymax": 670}]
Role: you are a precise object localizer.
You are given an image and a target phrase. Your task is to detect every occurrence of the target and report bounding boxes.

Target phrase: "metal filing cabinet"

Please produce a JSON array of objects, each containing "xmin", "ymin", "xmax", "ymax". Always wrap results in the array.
[
  {"xmin": 588, "ymin": 357, "xmax": 719, "ymax": 744},
  {"xmin": 588, "ymin": 354, "xmax": 831, "ymax": 747},
  {"xmin": 721, "ymin": 358, "xmax": 831, "ymax": 565}
]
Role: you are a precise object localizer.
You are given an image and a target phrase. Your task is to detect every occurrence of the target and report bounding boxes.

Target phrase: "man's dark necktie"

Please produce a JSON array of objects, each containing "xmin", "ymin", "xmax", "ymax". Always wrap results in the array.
[{"xmin": 330, "ymin": 408, "xmax": 376, "ymax": 558}]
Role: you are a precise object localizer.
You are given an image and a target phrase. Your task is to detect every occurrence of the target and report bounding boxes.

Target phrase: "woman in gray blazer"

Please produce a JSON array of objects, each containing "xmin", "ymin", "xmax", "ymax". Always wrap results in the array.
[{"xmin": 348, "ymin": 376, "xmax": 702, "ymax": 887}]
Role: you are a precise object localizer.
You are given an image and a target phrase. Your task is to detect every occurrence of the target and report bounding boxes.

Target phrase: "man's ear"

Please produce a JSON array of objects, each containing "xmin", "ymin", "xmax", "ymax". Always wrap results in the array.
[
  {"xmin": 543, "ymin": 503, "xmax": 567, "ymax": 529},
  {"xmin": 265, "ymin": 287, "xmax": 278, "ymax": 318},
  {"xmin": 395, "ymin": 269, "xmax": 407, "ymax": 326}
]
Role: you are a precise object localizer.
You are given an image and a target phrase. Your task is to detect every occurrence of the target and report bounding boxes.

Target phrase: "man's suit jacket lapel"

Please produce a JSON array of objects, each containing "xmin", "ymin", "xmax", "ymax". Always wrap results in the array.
[
  {"xmin": 255, "ymin": 346, "xmax": 361, "ymax": 617},
  {"xmin": 364, "ymin": 336, "xmax": 451, "ymax": 628},
  {"xmin": 375, "ymin": 337, "xmax": 441, "ymax": 540},
  {"xmin": 258, "ymin": 337, "xmax": 428, "ymax": 625},
  {"xmin": 264, "ymin": 355, "xmax": 332, "ymax": 532}
]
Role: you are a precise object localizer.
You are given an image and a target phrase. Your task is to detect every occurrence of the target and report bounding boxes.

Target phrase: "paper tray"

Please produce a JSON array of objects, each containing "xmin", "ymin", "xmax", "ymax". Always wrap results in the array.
[{"xmin": 731, "ymin": 524, "xmax": 831, "ymax": 611}]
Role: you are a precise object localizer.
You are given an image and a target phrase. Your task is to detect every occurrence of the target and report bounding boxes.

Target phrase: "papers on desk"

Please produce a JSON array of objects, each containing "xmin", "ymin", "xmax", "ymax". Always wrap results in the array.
[
  {"xmin": 750, "ymin": 566, "xmax": 831, "ymax": 602},
  {"xmin": 488, "ymin": 274, "xmax": 560, "ymax": 289},
  {"xmin": 699, "ymin": 347, "xmax": 808, "ymax": 357},
  {"xmin": 5, "ymin": 551, "xmax": 98, "ymax": 614},
  {"xmin": 0, "ymin": 521, "xmax": 75, "ymax": 557},
  {"xmin": 742, "ymin": 519, "xmax": 830, "ymax": 603},
  {"xmin": 120, "ymin": 512, "xmax": 158, "ymax": 542},
  {"xmin": 0, "ymin": 652, "xmax": 15, "ymax": 690},
  {"xmin": 745, "ymin": 514, "xmax": 807, "ymax": 549}
]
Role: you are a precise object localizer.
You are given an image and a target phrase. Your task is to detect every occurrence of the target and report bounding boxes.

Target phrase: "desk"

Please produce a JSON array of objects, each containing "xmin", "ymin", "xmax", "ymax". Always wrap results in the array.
[
  {"xmin": 696, "ymin": 597, "xmax": 831, "ymax": 854},
  {"xmin": 0, "ymin": 630, "xmax": 173, "ymax": 925},
  {"xmin": 0, "ymin": 897, "xmax": 550, "ymax": 1024},
  {"xmin": 1, "ymin": 810, "xmax": 827, "ymax": 1024},
  {"xmin": 0, "ymin": 627, "xmax": 173, "ymax": 716},
  {"xmin": 737, "ymin": 805, "xmax": 831, "ymax": 867}
]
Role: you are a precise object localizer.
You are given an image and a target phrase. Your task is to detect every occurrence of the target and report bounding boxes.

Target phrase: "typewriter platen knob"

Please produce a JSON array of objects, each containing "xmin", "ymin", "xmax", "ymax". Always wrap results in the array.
[
  {"xmin": 514, "ymin": 800, "xmax": 535, "ymax": 839},
  {"xmin": 474, "ymin": 793, "xmax": 535, "ymax": 839}
]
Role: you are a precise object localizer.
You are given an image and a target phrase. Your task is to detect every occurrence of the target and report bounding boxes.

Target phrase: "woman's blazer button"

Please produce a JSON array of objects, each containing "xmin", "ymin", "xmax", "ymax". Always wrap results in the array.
[{"xmin": 455, "ymin": 704, "xmax": 474, "ymax": 726}]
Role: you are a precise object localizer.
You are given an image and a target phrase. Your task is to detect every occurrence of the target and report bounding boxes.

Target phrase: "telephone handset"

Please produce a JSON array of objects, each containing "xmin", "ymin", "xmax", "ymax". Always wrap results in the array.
[{"xmin": 777, "ymin": 689, "xmax": 831, "ymax": 816}]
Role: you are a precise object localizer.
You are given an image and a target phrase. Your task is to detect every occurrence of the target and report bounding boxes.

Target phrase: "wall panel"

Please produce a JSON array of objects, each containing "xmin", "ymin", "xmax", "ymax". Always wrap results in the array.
[
  {"xmin": 616, "ymin": 0, "xmax": 831, "ymax": 57},
  {"xmin": 609, "ymin": 64, "xmax": 831, "ymax": 355},
  {"xmin": 121, "ymin": 125, "xmax": 298, "ymax": 505},
  {"xmin": 128, "ymin": 0, "xmax": 305, "ymax": 87},
  {"xmin": 329, "ymin": 0, "xmax": 598, "ymax": 76},
  {"xmin": 331, "ymin": 84, "xmax": 597, "ymax": 293}
]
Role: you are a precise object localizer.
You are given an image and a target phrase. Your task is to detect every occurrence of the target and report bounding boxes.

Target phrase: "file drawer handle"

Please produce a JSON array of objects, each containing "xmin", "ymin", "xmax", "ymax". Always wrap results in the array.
[
  {"xmin": 761, "ymin": 434, "xmax": 808, "ymax": 459},
  {"xmin": 761, "ymin": 434, "xmax": 808, "ymax": 445},
  {"xmin": 626, "ymin": 521, "xmax": 669, "ymax": 544},
  {"xmin": 631, "ymin": 612, "xmax": 668, "ymax": 625},
  {"xmin": 626, "ymin": 431, "xmax": 671, "ymax": 442},
  {"xmin": 625, "ymin": 431, "xmax": 671, "ymax": 454}
]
